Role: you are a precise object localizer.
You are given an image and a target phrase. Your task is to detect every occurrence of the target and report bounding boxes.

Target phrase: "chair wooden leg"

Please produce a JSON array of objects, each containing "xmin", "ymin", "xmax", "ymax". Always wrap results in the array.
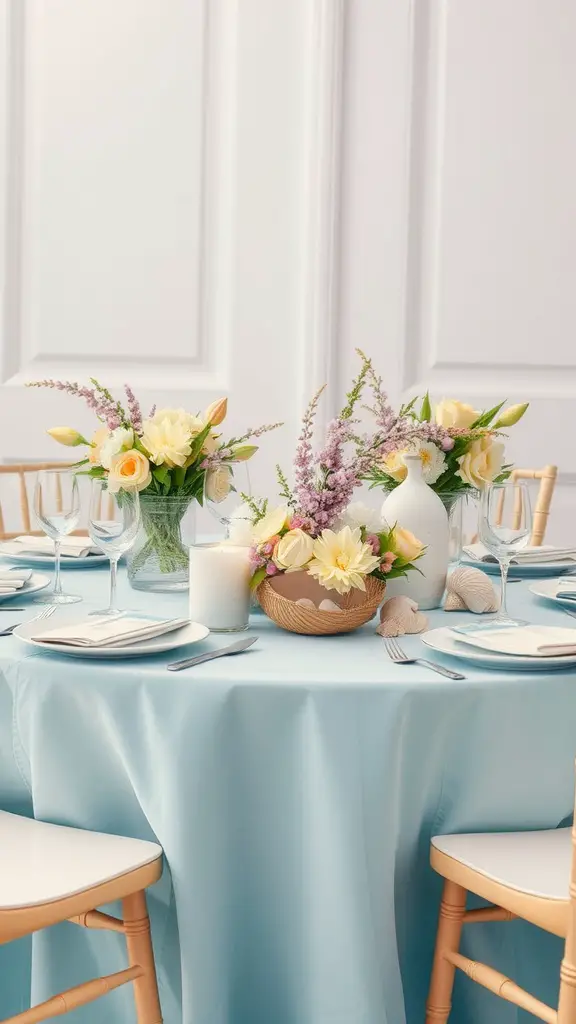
[
  {"xmin": 426, "ymin": 880, "xmax": 467, "ymax": 1024},
  {"xmin": 122, "ymin": 890, "xmax": 163, "ymax": 1024},
  {"xmin": 558, "ymin": 962, "xmax": 576, "ymax": 1022}
]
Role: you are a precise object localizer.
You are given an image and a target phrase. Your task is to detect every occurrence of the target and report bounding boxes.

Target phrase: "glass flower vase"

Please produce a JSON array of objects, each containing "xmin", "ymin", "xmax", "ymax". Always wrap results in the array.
[
  {"xmin": 126, "ymin": 494, "xmax": 196, "ymax": 592},
  {"xmin": 437, "ymin": 491, "xmax": 478, "ymax": 567}
]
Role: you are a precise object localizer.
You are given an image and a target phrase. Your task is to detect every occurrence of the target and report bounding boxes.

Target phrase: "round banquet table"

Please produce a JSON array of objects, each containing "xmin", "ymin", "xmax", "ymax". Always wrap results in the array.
[{"xmin": 0, "ymin": 566, "xmax": 575, "ymax": 1024}]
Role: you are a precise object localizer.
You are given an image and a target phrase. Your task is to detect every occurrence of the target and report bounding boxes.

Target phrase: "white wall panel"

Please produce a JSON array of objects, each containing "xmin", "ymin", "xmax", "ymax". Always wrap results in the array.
[{"xmin": 2, "ymin": 0, "xmax": 576, "ymax": 534}]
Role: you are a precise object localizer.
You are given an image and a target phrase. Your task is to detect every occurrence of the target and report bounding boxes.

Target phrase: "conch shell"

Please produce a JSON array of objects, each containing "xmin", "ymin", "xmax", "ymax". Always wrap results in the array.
[
  {"xmin": 377, "ymin": 596, "xmax": 428, "ymax": 638},
  {"xmin": 444, "ymin": 566, "xmax": 499, "ymax": 613}
]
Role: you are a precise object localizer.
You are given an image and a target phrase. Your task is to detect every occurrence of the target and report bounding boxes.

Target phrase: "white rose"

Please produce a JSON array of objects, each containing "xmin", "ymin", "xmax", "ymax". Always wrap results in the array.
[
  {"xmin": 205, "ymin": 466, "xmax": 232, "ymax": 503},
  {"xmin": 336, "ymin": 502, "xmax": 383, "ymax": 534},
  {"xmin": 100, "ymin": 427, "xmax": 134, "ymax": 470},
  {"xmin": 273, "ymin": 529, "xmax": 314, "ymax": 572},
  {"xmin": 456, "ymin": 436, "xmax": 505, "ymax": 489},
  {"xmin": 253, "ymin": 506, "xmax": 289, "ymax": 544},
  {"xmin": 435, "ymin": 399, "xmax": 479, "ymax": 429}
]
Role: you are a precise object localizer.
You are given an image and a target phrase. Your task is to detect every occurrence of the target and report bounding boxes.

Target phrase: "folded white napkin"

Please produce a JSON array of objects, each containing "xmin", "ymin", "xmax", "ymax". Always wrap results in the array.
[
  {"xmin": 1, "ymin": 535, "xmax": 99, "ymax": 558},
  {"xmin": 452, "ymin": 624, "xmax": 576, "ymax": 658},
  {"xmin": 33, "ymin": 614, "xmax": 190, "ymax": 648},
  {"xmin": 463, "ymin": 542, "xmax": 576, "ymax": 565},
  {"xmin": 0, "ymin": 569, "xmax": 33, "ymax": 594}
]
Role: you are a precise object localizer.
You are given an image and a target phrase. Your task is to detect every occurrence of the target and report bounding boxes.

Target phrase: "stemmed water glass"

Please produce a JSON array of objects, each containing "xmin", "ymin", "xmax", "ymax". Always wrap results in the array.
[
  {"xmin": 88, "ymin": 480, "xmax": 140, "ymax": 615},
  {"xmin": 479, "ymin": 482, "xmax": 532, "ymax": 626},
  {"xmin": 33, "ymin": 469, "xmax": 82, "ymax": 604},
  {"xmin": 203, "ymin": 463, "xmax": 251, "ymax": 540}
]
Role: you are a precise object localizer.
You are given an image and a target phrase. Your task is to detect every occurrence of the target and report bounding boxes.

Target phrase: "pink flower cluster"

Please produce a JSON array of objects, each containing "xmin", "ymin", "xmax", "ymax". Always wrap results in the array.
[{"xmin": 26, "ymin": 379, "xmax": 128, "ymax": 431}]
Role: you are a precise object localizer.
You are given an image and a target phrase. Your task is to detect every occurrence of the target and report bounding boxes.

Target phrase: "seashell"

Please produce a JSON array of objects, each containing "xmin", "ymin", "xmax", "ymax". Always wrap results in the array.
[
  {"xmin": 377, "ymin": 595, "xmax": 428, "ymax": 638},
  {"xmin": 318, "ymin": 599, "xmax": 343, "ymax": 612},
  {"xmin": 296, "ymin": 597, "xmax": 316, "ymax": 609},
  {"xmin": 444, "ymin": 566, "xmax": 499, "ymax": 614}
]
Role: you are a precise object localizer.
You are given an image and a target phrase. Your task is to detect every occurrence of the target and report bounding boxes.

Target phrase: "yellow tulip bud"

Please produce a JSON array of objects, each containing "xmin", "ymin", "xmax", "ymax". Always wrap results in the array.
[
  {"xmin": 204, "ymin": 397, "xmax": 228, "ymax": 426},
  {"xmin": 231, "ymin": 445, "xmax": 258, "ymax": 462},
  {"xmin": 493, "ymin": 403, "xmax": 529, "ymax": 429},
  {"xmin": 47, "ymin": 427, "xmax": 87, "ymax": 447}
]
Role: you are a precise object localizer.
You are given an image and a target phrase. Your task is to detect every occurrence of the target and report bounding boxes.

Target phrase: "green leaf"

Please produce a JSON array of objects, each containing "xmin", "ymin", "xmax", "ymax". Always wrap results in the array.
[
  {"xmin": 419, "ymin": 392, "xmax": 432, "ymax": 422},
  {"xmin": 152, "ymin": 465, "xmax": 169, "ymax": 485},
  {"xmin": 250, "ymin": 567, "xmax": 266, "ymax": 591},
  {"xmin": 186, "ymin": 423, "xmax": 212, "ymax": 467},
  {"xmin": 472, "ymin": 400, "xmax": 506, "ymax": 429},
  {"xmin": 173, "ymin": 466, "xmax": 186, "ymax": 489}
]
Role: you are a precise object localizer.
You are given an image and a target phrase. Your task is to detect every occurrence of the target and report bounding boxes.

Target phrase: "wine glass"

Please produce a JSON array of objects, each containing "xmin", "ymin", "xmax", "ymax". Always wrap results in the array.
[
  {"xmin": 203, "ymin": 463, "xmax": 252, "ymax": 541},
  {"xmin": 479, "ymin": 482, "xmax": 532, "ymax": 626},
  {"xmin": 88, "ymin": 480, "xmax": 140, "ymax": 615},
  {"xmin": 33, "ymin": 469, "xmax": 82, "ymax": 604}
]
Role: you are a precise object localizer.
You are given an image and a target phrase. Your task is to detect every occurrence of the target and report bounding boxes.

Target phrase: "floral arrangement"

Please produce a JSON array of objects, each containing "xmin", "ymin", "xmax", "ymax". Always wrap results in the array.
[
  {"xmin": 27, "ymin": 377, "xmax": 281, "ymax": 578},
  {"xmin": 359, "ymin": 364, "xmax": 528, "ymax": 501},
  {"xmin": 231, "ymin": 359, "xmax": 424, "ymax": 598}
]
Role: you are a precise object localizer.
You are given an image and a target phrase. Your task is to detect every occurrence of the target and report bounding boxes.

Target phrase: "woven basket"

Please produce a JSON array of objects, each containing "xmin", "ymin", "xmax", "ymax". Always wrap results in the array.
[{"xmin": 257, "ymin": 571, "xmax": 386, "ymax": 635}]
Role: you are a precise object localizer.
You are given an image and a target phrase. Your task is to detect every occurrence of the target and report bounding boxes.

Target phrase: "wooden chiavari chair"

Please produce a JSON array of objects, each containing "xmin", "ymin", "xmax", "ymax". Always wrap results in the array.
[
  {"xmin": 0, "ymin": 811, "xmax": 163, "ymax": 1023},
  {"xmin": 426, "ymin": 761, "xmax": 576, "ymax": 1023},
  {"xmin": 0, "ymin": 463, "xmax": 76, "ymax": 540},
  {"xmin": 495, "ymin": 465, "xmax": 558, "ymax": 546}
]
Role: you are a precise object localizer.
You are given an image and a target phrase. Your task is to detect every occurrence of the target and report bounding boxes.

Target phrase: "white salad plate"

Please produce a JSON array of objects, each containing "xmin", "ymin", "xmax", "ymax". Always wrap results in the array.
[
  {"xmin": 461, "ymin": 555, "xmax": 576, "ymax": 579},
  {"xmin": 0, "ymin": 572, "xmax": 50, "ymax": 603},
  {"xmin": 421, "ymin": 626, "xmax": 576, "ymax": 672},
  {"xmin": 529, "ymin": 578, "xmax": 576, "ymax": 608},
  {"xmin": 0, "ymin": 546, "xmax": 108, "ymax": 569},
  {"xmin": 13, "ymin": 619, "xmax": 210, "ymax": 660}
]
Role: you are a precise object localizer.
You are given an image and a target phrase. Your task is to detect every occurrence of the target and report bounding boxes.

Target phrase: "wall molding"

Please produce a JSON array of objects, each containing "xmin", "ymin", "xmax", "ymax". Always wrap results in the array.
[
  {"xmin": 0, "ymin": 0, "xmax": 25, "ymax": 385},
  {"xmin": 402, "ymin": 0, "xmax": 448, "ymax": 392},
  {"xmin": 298, "ymin": 0, "xmax": 346, "ymax": 427}
]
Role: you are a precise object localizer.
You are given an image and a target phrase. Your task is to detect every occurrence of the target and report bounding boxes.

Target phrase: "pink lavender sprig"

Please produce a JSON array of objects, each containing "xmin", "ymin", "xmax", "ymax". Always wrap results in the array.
[
  {"xmin": 124, "ymin": 384, "xmax": 143, "ymax": 433},
  {"xmin": 26, "ymin": 378, "xmax": 127, "ymax": 431}
]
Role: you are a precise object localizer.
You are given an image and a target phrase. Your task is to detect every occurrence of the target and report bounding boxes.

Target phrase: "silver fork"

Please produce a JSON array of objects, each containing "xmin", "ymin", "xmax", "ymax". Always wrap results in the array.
[
  {"xmin": 0, "ymin": 603, "xmax": 54, "ymax": 637},
  {"xmin": 384, "ymin": 636, "xmax": 466, "ymax": 680}
]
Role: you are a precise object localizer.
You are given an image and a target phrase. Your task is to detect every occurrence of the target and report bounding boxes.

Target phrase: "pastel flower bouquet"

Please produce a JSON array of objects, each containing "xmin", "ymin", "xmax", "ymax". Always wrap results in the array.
[
  {"xmin": 231, "ymin": 360, "xmax": 425, "ymax": 634},
  {"xmin": 28, "ymin": 377, "xmax": 280, "ymax": 589},
  {"xmin": 364, "ymin": 388, "xmax": 529, "ymax": 504}
]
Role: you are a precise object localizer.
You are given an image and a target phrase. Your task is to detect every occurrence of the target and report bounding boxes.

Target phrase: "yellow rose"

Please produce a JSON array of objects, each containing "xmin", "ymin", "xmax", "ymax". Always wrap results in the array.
[
  {"xmin": 47, "ymin": 427, "xmax": 87, "ymax": 447},
  {"xmin": 205, "ymin": 466, "xmax": 231, "ymax": 503},
  {"xmin": 88, "ymin": 426, "xmax": 109, "ymax": 466},
  {"xmin": 253, "ymin": 506, "xmax": 289, "ymax": 544},
  {"xmin": 434, "ymin": 399, "xmax": 479, "ymax": 429},
  {"xmin": 383, "ymin": 450, "xmax": 407, "ymax": 482},
  {"xmin": 273, "ymin": 529, "xmax": 314, "ymax": 572},
  {"xmin": 456, "ymin": 436, "xmax": 505, "ymax": 489},
  {"xmin": 391, "ymin": 526, "xmax": 425, "ymax": 562},
  {"xmin": 108, "ymin": 449, "xmax": 152, "ymax": 493}
]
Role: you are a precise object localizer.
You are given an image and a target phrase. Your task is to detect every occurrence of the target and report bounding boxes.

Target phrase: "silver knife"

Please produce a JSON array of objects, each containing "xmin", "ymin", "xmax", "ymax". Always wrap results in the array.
[{"xmin": 167, "ymin": 635, "xmax": 258, "ymax": 672}]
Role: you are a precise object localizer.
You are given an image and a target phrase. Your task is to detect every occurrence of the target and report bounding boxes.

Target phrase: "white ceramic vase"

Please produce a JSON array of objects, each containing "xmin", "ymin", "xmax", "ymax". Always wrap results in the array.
[{"xmin": 381, "ymin": 454, "xmax": 449, "ymax": 610}]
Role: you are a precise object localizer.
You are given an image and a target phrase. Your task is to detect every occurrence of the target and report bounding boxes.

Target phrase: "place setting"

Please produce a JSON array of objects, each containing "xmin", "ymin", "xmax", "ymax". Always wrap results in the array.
[{"xmin": 421, "ymin": 480, "xmax": 576, "ymax": 672}]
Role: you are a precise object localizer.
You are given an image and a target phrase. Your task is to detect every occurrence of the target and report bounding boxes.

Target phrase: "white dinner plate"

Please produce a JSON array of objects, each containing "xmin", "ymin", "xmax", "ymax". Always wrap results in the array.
[
  {"xmin": 461, "ymin": 555, "xmax": 576, "ymax": 578},
  {"xmin": 13, "ymin": 618, "xmax": 210, "ymax": 660},
  {"xmin": 529, "ymin": 578, "xmax": 576, "ymax": 608},
  {"xmin": 0, "ymin": 572, "xmax": 50, "ymax": 603},
  {"xmin": 0, "ymin": 546, "xmax": 108, "ymax": 569},
  {"xmin": 421, "ymin": 626, "xmax": 576, "ymax": 672}
]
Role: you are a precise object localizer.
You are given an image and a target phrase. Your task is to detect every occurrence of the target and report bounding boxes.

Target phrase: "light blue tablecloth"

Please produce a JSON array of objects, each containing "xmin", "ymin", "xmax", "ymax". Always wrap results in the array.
[{"xmin": 0, "ymin": 567, "xmax": 575, "ymax": 1024}]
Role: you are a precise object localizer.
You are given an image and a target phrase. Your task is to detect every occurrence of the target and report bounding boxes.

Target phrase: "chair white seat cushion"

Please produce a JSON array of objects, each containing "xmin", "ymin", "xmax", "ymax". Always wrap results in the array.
[
  {"xmin": 0, "ymin": 811, "xmax": 162, "ymax": 909},
  {"xmin": 432, "ymin": 827, "xmax": 571, "ymax": 901}
]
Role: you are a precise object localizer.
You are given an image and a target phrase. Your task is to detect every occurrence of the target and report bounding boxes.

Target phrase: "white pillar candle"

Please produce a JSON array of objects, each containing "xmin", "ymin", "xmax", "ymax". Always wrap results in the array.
[{"xmin": 189, "ymin": 543, "xmax": 251, "ymax": 632}]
